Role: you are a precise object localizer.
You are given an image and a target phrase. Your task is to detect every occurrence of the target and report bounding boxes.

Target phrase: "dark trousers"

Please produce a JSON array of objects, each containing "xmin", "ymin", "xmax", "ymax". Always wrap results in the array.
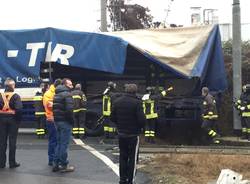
[
  {"xmin": 36, "ymin": 116, "xmax": 46, "ymax": 137},
  {"xmin": 242, "ymin": 118, "xmax": 250, "ymax": 138},
  {"xmin": 73, "ymin": 112, "xmax": 86, "ymax": 137},
  {"xmin": 201, "ymin": 120, "xmax": 219, "ymax": 141},
  {"xmin": 46, "ymin": 121, "xmax": 57, "ymax": 164},
  {"xmin": 54, "ymin": 121, "xmax": 72, "ymax": 166},
  {"xmin": 0, "ymin": 117, "xmax": 19, "ymax": 167},
  {"xmin": 144, "ymin": 118, "xmax": 156, "ymax": 139},
  {"xmin": 103, "ymin": 117, "xmax": 116, "ymax": 138},
  {"xmin": 119, "ymin": 136, "xmax": 139, "ymax": 184}
]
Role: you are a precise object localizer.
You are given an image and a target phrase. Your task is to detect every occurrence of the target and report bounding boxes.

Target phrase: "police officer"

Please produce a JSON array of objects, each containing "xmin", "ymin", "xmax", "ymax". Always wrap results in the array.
[
  {"xmin": 142, "ymin": 86, "xmax": 173, "ymax": 143},
  {"xmin": 0, "ymin": 78, "xmax": 23, "ymax": 168},
  {"xmin": 235, "ymin": 85, "xmax": 250, "ymax": 141},
  {"xmin": 201, "ymin": 87, "xmax": 220, "ymax": 144},
  {"xmin": 71, "ymin": 83, "xmax": 87, "ymax": 139},
  {"xmin": 111, "ymin": 84, "xmax": 146, "ymax": 184},
  {"xmin": 33, "ymin": 83, "xmax": 47, "ymax": 138},
  {"xmin": 102, "ymin": 81, "xmax": 117, "ymax": 139}
]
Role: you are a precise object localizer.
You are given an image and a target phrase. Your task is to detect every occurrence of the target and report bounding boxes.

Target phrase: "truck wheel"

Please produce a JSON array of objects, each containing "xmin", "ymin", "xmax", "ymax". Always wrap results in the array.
[{"xmin": 85, "ymin": 112, "xmax": 104, "ymax": 137}]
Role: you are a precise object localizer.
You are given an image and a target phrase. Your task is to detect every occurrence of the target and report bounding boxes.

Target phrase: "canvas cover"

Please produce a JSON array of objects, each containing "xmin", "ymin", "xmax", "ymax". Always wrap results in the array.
[{"xmin": 0, "ymin": 26, "xmax": 227, "ymax": 91}]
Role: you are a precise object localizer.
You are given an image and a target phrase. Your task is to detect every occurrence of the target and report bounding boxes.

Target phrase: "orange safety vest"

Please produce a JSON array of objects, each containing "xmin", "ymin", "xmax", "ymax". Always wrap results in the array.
[{"xmin": 0, "ymin": 92, "xmax": 16, "ymax": 115}]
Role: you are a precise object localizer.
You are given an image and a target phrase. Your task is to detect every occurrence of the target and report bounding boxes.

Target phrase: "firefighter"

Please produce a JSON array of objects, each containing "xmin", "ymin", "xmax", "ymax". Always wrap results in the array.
[
  {"xmin": 71, "ymin": 83, "xmax": 87, "ymax": 139},
  {"xmin": 142, "ymin": 86, "xmax": 173, "ymax": 143},
  {"xmin": 33, "ymin": 83, "xmax": 47, "ymax": 138},
  {"xmin": 0, "ymin": 78, "xmax": 23, "ymax": 169},
  {"xmin": 235, "ymin": 85, "xmax": 250, "ymax": 141},
  {"xmin": 102, "ymin": 81, "xmax": 118, "ymax": 139},
  {"xmin": 201, "ymin": 87, "xmax": 220, "ymax": 144}
]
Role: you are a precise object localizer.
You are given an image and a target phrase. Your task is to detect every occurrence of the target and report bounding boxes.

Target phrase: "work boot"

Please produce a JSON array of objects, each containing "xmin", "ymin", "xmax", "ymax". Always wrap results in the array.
[
  {"xmin": 9, "ymin": 162, "xmax": 20, "ymax": 169},
  {"xmin": 79, "ymin": 135, "xmax": 86, "ymax": 139},
  {"xmin": 60, "ymin": 165, "xmax": 75, "ymax": 173},
  {"xmin": 52, "ymin": 165, "xmax": 60, "ymax": 172},
  {"xmin": 240, "ymin": 133, "xmax": 248, "ymax": 140},
  {"xmin": 149, "ymin": 137, "xmax": 155, "ymax": 144},
  {"xmin": 212, "ymin": 138, "xmax": 220, "ymax": 144}
]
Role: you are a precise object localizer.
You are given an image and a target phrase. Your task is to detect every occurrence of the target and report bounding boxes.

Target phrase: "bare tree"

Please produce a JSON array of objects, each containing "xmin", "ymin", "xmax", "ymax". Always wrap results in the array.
[{"xmin": 108, "ymin": 0, "xmax": 153, "ymax": 31}]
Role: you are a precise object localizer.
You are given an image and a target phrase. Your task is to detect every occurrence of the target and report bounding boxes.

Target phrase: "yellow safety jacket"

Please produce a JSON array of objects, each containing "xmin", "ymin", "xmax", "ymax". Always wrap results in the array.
[
  {"xmin": 33, "ymin": 92, "xmax": 45, "ymax": 116},
  {"xmin": 103, "ymin": 95, "xmax": 111, "ymax": 116}
]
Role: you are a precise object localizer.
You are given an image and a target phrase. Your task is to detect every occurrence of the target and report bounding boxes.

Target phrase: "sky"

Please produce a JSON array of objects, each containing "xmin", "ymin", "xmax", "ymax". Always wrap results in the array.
[{"xmin": 0, "ymin": 0, "xmax": 249, "ymax": 31}]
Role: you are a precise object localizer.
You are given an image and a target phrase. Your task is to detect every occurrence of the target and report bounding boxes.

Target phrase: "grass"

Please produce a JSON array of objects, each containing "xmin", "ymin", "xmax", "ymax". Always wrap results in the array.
[{"xmin": 141, "ymin": 154, "xmax": 250, "ymax": 184}]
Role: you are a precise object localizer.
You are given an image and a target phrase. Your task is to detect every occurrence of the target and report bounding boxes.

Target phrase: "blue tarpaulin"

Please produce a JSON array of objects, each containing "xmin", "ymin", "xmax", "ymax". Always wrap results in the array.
[{"xmin": 0, "ymin": 26, "xmax": 227, "ymax": 91}]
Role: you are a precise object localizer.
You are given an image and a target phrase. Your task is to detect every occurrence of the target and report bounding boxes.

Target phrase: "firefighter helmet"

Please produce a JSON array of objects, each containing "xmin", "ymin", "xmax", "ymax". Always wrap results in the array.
[
  {"xmin": 243, "ymin": 84, "xmax": 250, "ymax": 93},
  {"xmin": 108, "ymin": 81, "xmax": 116, "ymax": 89}
]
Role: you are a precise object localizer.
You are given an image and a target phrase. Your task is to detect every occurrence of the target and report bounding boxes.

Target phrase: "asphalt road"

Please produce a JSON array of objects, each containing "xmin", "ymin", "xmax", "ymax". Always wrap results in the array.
[{"xmin": 0, "ymin": 135, "xmax": 150, "ymax": 184}]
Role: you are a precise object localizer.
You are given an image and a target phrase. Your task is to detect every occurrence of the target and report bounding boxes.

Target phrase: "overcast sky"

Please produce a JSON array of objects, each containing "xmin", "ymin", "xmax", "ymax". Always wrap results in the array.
[{"xmin": 0, "ymin": 0, "xmax": 249, "ymax": 31}]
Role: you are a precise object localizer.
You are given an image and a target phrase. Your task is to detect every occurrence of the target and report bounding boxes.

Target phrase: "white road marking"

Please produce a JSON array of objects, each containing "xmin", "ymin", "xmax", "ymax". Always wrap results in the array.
[
  {"xmin": 73, "ymin": 139, "xmax": 119, "ymax": 176},
  {"xmin": 7, "ymin": 50, "xmax": 19, "ymax": 57}
]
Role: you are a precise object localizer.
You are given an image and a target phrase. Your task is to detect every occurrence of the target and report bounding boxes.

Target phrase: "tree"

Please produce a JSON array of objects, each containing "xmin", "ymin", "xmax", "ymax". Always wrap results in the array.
[{"xmin": 107, "ymin": 0, "xmax": 153, "ymax": 31}]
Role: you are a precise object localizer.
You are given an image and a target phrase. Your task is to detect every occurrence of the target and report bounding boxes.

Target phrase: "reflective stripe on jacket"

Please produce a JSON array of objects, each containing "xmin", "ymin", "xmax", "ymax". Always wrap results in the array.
[
  {"xmin": 71, "ymin": 89, "xmax": 87, "ymax": 113},
  {"xmin": 0, "ymin": 92, "xmax": 16, "ymax": 114},
  {"xmin": 33, "ymin": 92, "xmax": 45, "ymax": 116},
  {"xmin": 142, "ymin": 99, "xmax": 158, "ymax": 119},
  {"xmin": 202, "ymin": 93, "xmax": 218, "ymax": 120},
  {"xmin": 103, "ymin": 95, "xmax": 111, "ymax": 116}
]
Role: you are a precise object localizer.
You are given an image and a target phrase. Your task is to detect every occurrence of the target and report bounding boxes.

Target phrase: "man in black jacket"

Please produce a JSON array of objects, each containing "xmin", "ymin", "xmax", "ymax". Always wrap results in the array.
[
  {"xmin": 52, "ymin": 78, "xmax": 75, "ymax": 173},
  {"xmin": 0, "ymin": 78, "xmax": 23, "ymax": 169},
  {"xmin": 111, "ymin": 84, "xmax": 146, "ymax": 184}
]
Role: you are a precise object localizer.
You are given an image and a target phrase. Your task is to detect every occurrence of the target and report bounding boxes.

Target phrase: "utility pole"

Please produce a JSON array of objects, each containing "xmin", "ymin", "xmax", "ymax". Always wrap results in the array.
[
  {"xmin": 232, "ymin": 0, "xmax": 242, "ymax": 131},
  {"xmin": 100, "ymin": 0, "xmax": 108, "ymax": 32}
]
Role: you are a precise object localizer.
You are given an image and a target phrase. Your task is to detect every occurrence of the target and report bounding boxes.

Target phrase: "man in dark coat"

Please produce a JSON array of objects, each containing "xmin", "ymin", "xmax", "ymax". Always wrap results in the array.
[
  {"xmin": 52, "ymin": 78, "xmax": 75, "ymax": 173},
  {"xmin": 111, "ymin": 84, "xmax": 146, "ymax": 184},
  {"xmin": 0, "ymin": 78, "xmax": 23, "ymax": 168}
]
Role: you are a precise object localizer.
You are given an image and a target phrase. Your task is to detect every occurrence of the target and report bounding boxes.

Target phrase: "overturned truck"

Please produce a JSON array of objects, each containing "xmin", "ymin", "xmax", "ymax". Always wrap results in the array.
[{"xmin": 0, "ymin": 25, "xmax": 227, "ymax": 142}]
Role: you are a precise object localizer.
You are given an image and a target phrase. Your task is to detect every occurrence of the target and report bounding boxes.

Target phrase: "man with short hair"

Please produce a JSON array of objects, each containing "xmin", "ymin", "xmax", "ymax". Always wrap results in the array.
[
  {"xmin": 0, "ymin": 78, "xmax": 23, "ymax": 169},
  {"xmin": 111, "ymin": 84, "xmax": 146, "ymax": 184},
  {"xmin": 53, "ymin": 78, "xmax": 75, "ymax": 172}
]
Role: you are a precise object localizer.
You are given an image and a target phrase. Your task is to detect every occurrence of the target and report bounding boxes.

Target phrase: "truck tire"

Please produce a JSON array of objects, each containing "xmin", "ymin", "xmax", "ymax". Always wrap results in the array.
[{"xmin": 85, "ymin": 111, "xmax": 104, "ymax": 137}]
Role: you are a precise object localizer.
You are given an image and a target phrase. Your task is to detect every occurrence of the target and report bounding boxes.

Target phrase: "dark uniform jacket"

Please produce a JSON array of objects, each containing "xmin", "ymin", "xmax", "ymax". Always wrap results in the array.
[
  {"xmin": 238, "ymin": 92, "xmax": 250, "ymax": 117},
  {"xmin": 202, "ymin": 93, "xmax": 218, "ymax": 120},
  {"xmin": 53, "ymin": 85, "xmax": 74, "ymax": 125},
  {"xmin": 71, "ymin": 89, "xmax": 86, "ymax": 112},
  {"xmin": 0, "ymin": 88, "xmax": 23, "ymax": 121},
  {"xmin": 111, "ymin": 93, "xmax": 146, "ymax": 136}
]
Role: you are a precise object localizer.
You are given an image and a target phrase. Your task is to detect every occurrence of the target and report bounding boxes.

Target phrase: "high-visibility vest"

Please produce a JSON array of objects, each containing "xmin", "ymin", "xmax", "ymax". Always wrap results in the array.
[
  {"xmin": 103, "ymin": 95, "xmax": 111, "ymax": 116},
  {"xmin": 143, "ymin": 99, "xmax": 158, "ymax": 119},
  {"xmin": 33, "ymin": 92, "xmax": 45, "ymax": 116},
  {"xmin": 0, "ymin": 92, "xmax": 16, "ymax": 115}
]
